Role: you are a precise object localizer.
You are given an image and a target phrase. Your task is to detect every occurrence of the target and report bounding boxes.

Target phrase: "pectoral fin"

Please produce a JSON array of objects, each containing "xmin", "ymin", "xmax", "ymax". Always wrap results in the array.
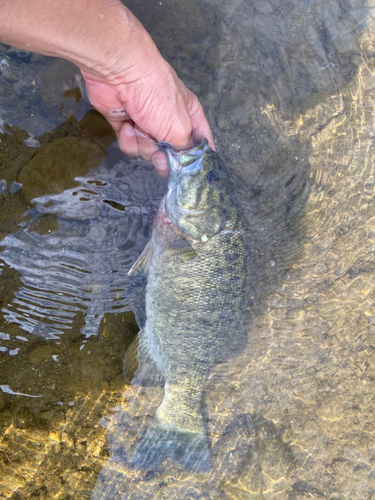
[
  {"xmin": 128, "ymin": 240, "xmax": 153, "ymax": 275},
  {"xmin": 166, "ymin": 240, "xmax": 197, "ymax": 262}
]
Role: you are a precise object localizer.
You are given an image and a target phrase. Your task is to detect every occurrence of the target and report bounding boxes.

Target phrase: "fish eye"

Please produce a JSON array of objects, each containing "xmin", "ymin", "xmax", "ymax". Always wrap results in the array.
[{"xmin": 206, "ymin": 170, "xmax": 219, "ymax": 185}]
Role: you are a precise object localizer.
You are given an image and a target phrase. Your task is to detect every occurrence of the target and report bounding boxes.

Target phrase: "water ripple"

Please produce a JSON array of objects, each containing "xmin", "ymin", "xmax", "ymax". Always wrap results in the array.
[{"xmin": 0, "ymin": 150, "xmax": 167, "ymax": 339}]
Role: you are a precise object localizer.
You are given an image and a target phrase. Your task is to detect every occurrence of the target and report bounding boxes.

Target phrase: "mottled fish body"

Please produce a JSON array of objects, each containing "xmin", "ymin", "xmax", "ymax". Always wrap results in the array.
[{"xmin": 127, "ymin": 139, "xmax": 250, "ymax": 469}]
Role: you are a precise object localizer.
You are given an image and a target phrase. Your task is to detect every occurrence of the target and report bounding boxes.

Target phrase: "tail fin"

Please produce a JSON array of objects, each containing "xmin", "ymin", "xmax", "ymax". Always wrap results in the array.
[{"xmin": 131, "ymin": 416, "xmax": 211, "ymax": 472}]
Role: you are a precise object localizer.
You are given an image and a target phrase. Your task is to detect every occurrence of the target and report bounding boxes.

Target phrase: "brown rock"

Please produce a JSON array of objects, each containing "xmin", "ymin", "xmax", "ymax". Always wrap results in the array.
[{"xmin": 18, "ymin": 136, "xmax": 107, "ymax": 202}]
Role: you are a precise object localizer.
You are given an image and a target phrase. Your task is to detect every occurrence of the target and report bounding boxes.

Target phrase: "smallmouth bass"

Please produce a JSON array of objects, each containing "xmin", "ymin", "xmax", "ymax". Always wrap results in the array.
[{"xmin": 126, "ymin": 139, "xmax": 250, "ymax": 470}]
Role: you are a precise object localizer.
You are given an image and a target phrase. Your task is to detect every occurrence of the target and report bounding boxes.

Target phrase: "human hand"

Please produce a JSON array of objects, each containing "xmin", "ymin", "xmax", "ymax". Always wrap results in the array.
[
  {"xmin": 0, "ymin": 0, "xmax": 213, "ymax": 177},
  {"xmin": 81, "ymin": 22, "xmax": 214, "ymax": 177}
]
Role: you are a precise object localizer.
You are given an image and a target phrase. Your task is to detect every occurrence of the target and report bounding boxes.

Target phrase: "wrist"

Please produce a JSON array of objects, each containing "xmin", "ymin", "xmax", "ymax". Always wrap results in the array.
[{"xmin": 78, "ymin": 4, "xmax": 161, "ymax": 84}]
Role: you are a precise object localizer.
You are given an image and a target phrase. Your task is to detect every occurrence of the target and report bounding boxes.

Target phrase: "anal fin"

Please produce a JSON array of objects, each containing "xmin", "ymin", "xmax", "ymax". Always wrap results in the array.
[
  {"xmin": 123, "ymin": 335, "xmax": 139, "ymax": 384},
  {"xmin": 123, "ymin": 330, "xmax": 164, "ymax": 386}
]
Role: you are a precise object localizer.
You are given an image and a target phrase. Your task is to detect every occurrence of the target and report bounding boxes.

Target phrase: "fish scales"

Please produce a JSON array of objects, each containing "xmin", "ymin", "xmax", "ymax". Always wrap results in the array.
[
  {"xmin": 147, "ymin": 209, "xmax": 248, "ymax": 375},
  {"xmin": 127, "ymin": 139, "xmax": 250, "ymax": 470}
]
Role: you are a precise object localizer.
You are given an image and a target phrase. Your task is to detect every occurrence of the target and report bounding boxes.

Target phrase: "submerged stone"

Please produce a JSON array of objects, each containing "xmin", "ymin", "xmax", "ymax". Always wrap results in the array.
[{"xmin": 17, "ymin": 136, "xmax": 106, "ymax": 203}]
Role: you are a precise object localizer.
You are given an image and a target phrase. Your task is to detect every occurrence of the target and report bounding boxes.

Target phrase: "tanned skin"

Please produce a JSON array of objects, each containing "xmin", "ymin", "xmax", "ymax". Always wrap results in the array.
[{"xmin": 0, "ymin": 0, "xmax": 214, "ymax": 175}]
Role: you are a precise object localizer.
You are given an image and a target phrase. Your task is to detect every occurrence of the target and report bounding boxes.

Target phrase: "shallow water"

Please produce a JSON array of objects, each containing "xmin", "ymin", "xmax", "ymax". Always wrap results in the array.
[{"xmin": 1, "ymin": 0, "xmax": 375, "ymax": 498}]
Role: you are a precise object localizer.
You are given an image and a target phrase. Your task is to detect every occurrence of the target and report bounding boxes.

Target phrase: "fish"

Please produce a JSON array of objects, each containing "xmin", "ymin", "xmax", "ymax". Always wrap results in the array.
[{"xmin": 126, "ymin": 138, "xmax": 251, "ymax": 470}]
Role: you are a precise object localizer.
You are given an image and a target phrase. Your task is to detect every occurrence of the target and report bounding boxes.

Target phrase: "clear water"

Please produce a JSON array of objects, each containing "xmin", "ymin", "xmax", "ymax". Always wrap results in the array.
[{"xmin": 1, "ymin": 0, "xmax": 375, "ymax": 498}]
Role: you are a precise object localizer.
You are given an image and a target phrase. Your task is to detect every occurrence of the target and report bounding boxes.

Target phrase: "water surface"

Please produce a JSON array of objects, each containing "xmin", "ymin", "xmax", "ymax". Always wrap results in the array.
[{"xmin": 1, "ymin": 0, "xmax": 375, "ymax": 498}]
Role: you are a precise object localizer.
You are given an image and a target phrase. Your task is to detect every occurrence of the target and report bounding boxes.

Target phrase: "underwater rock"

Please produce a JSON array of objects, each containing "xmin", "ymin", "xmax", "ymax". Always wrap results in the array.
[{"xmin": 17, "ymin": 136, "xmax": 107, "ymax": 203}]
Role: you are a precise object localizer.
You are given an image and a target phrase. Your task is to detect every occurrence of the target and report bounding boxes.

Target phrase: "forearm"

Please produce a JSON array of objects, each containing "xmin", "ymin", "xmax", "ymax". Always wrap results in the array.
[
  {"xmin": 0, "ymin": 0, "xmax": 157, "ymax": 79},
  {"xmin": 0, "ymin": 0, "xmax": 214, "ymax": 167}
]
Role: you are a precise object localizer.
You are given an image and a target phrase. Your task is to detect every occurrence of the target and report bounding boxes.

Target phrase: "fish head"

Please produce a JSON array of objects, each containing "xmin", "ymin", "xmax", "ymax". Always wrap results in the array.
[{"xmin": 164, "ymin": 139, "xmax": 233, "ymax": 242}]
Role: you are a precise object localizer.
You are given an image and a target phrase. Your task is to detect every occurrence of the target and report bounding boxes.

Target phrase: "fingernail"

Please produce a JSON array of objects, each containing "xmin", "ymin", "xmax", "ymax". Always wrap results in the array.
[
  {"xmin": 123, "ymin": 122, "xmax": 135, "ymax": 137},
  {"xmin": 152, "ymin": 152, "xmax": 169, "ymax": 178}
]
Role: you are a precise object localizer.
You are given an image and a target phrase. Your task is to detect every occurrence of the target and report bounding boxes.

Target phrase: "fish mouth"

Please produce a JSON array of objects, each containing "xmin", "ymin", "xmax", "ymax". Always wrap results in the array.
[
  {"xmin": 162, "ymin": 138, "xmax": 211, "ymax": 181},
  {"xmin": 162, "ymin": 139, "xmax": 211, "ymax": 231}
]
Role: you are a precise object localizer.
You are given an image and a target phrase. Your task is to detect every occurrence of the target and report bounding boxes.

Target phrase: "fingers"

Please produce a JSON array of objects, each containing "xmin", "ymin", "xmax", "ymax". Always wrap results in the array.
[
  {"xmin": 118, "ymin": 121, "xmax": 162, "ymax": 164},
  {"xmin": 119, "ymin": 126, "xmax": 169, "ymax": 177},
  {"xmin": 117, "ymin": 123, "xmax": 168, "ymax": 176},
  {"xmin": 82, "ymin": 65, "xmax": 215, "ymax": 179},
  {"xmin": 187, "ymin": 92, "xmax": 215, "ymax": 150},
  {"xmin": 83, "ymin": 75, "xmax": 131, "ymax": 133},
  {"xmin": 162, "ymin": 74, "xmax": 215, "ymax": 151},
  {"xmin": 151, "ymin": 151, "xmax": 169, "ymax": 177},
  {"xmin": 118, "ymin": 122, "xmax": 140, "ymax": 156},
  {"xmin": 115, "ymin": 90, "xmax": 214, "ymax": 179}
]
